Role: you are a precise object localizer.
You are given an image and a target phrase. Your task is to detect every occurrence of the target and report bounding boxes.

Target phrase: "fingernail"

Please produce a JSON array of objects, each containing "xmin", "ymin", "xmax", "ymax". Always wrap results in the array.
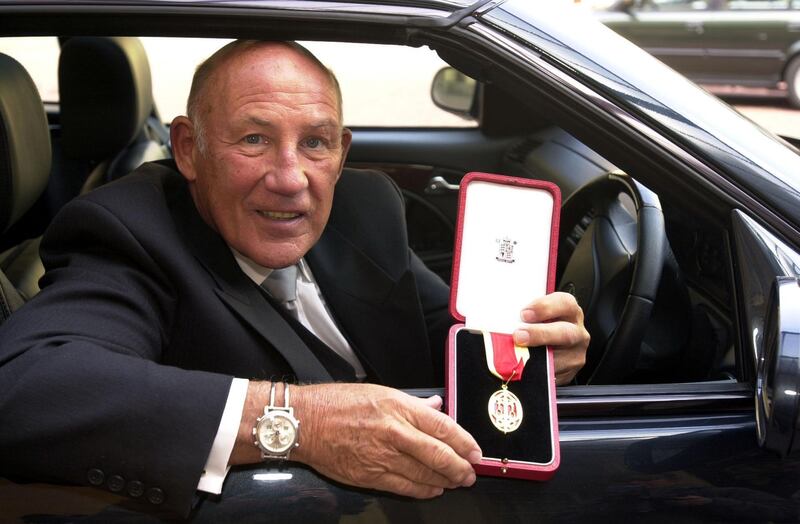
[
  {"xmin": 520, "ymin": 309, "xmax": 536, "ymax": 322},
  {"xmin": 468, "ymin": 450, "xmax": 482, "ymax": 464},
  {"xmin": 513, "ymin": 330, "xmax": 530, "ymax": 346},
  {"xmin": 434, "ymin": 488, "xmax": 444, "ymax": 497},
  {"xmin": 428, "ymin": 395, "xmax": 443, "ymax": 409}
]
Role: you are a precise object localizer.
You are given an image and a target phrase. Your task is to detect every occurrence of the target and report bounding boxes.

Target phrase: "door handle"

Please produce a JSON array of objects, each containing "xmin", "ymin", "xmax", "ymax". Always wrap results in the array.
[
  {"xmin": 685, "ymin": 21, "xmax": 704, "ymax": 35},
  {"xmin": 425, "ymin": 176, "xmax": 460, "ymax": 195}
]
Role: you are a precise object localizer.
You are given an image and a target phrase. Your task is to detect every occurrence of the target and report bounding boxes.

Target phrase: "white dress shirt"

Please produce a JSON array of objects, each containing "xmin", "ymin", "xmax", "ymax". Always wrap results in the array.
[{"xmin": 197, "ymin": 251, "xmax": 365, "ymax": 494}]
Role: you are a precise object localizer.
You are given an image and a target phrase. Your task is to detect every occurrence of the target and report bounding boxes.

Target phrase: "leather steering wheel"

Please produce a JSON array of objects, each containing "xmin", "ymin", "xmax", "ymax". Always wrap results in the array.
[{"xmin": 557, "ymin": 171, "xmax": 666, "ymax": 384}]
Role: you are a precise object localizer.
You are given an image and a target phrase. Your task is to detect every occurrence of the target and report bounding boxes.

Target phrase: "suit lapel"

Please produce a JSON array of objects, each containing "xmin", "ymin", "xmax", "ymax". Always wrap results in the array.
[
  {"xmin": 307, "ymin": 224, "xmax": 396, "ymax": 306},
  {"xmin": 307, "ymin": 224, "xmax": 433, "ymax": 386},
  {"xmin": 167, "ymin": 175, "xmax": 332, "ymax": 383}
]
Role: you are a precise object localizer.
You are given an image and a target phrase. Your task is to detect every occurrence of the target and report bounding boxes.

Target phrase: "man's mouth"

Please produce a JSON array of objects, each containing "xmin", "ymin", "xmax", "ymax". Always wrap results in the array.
[{"xmin": 257, "ymin": 210, "xmax": 301, "ymax": 220}]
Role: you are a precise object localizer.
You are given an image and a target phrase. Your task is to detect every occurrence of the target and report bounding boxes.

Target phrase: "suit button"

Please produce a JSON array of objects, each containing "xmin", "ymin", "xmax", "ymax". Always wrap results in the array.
[
  {"xmin": 107, "ymin": 475, "xmax": 125, "ymax": 492},
  {"xmin": 87, "ymin": 469, "xmax": 105, "ymax": 486},
  {"xmin": 146, "ymin": 487, "xmax": 165, "ymax": 505},
  {"xmin": 127, "ymin": 480, "xmax": 144, "ymax": 498}
]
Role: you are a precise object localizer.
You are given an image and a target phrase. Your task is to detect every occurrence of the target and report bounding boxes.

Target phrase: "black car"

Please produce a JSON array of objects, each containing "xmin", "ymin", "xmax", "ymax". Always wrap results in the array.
[
  {"xmin": 597, "ymin": 0, "xmax": 800, "ymax": 106},
  {"xmin": 1, "ymin": 0, "xmax": 800, "ymax": 522}
]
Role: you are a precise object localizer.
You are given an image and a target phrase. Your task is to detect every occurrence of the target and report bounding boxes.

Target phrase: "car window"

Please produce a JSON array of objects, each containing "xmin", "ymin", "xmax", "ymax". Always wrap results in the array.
[
  {"xmin": 305, "ymin": 41, "xmax": 476, "ymax": 128},
  {"xmin": 0, "ymin": 37, "xmax": 59, "ymax": 103},
  {"xmin": 0, "ymin": 37, "xmax": 476, "ymax": 129},
  {"xmin": 145, "ymin": 39, "xmax": 475, "ymax": 128}
]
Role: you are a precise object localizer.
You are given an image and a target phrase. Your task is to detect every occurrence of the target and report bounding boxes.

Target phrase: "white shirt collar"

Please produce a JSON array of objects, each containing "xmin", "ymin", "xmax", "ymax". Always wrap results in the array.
[{"xmin": 230, "ymin": 249, "xmax": 312, "ymax": 285}]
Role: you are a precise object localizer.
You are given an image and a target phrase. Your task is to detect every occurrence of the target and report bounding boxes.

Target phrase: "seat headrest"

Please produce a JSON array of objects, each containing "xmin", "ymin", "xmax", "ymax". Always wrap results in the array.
[
  {"xmin": 0, "ymin": 53, "xmax": 51, "ymax": 233},
  {"xmin": 59, "ymin": 37, "xmax": 154, "ymax": 160}
]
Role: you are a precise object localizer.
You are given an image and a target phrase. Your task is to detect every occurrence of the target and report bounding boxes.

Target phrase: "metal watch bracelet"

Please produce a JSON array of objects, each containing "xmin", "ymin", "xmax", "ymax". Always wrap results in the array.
[{"xmin": 252, "ymin": 382, "xmax": 300, "ymax": 459}]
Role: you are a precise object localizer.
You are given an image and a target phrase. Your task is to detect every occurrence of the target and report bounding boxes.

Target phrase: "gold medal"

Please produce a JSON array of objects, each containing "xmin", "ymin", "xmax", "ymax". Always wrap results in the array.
[
  {"xmin": 488, "ymin": 384, "xmax": 523, "ymax": 433},
  {"xmin": 483, "ymin": 332, "xmax": 528, "ymax": 433}
]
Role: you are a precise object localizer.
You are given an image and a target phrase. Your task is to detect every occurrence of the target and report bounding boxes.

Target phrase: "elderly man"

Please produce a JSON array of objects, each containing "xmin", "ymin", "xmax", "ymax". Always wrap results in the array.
[{"xmin": 0, "ymin": 40, "xmax": 588, "ymax": 516}]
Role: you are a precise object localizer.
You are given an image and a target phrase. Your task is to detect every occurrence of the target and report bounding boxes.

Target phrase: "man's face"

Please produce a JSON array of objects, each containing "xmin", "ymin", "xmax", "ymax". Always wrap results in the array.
[{"xmin": 176, "ymin": 44, "xmax": 351, "ymax": 269}]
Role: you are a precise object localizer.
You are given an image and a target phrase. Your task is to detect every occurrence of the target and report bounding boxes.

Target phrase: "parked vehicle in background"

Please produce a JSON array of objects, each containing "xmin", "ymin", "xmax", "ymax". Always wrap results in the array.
[{"xmin": 596, "ymin": 0, "xmax": 800, "ymax": 106}]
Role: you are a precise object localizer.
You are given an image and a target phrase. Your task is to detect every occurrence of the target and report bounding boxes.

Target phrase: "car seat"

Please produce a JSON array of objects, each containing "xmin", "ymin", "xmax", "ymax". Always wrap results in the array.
[
  {"xmin": 0, "ymin": 53, "xmax": 52, "ymax": 320},
  {"xmin": 56, "ymin": 36, "xmax": 170, "ymax": 195}
]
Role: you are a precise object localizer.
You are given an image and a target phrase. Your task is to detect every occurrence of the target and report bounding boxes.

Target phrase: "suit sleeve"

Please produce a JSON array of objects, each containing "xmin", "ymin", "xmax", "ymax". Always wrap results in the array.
[{"xmin": 0, "ymin": 197, "xmax": 232, "ymax": 517}]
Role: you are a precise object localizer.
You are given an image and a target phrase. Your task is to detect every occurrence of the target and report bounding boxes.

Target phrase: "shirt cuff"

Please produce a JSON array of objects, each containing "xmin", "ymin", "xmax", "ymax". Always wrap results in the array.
[{"xmin": 197, "ymin": 377, "xmax": 249, "ymax": 494}]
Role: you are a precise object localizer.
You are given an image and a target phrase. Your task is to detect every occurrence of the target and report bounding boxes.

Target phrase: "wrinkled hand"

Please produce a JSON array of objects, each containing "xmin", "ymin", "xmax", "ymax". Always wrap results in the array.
[
  {"xmin": 512, "ymin": 292, "xmax": 589, "ymax": 384},
  {"xmin": 291, "ymin": 383, "xmax": 481, "ymax": 498}
]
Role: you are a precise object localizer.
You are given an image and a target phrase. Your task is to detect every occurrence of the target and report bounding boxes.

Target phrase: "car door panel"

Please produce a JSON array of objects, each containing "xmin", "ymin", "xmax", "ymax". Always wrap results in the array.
[
  {"xmin": 602, "ymin": 11, "xmax": 710, "ymax": 77},
  {"xmin": 699, "ymin": 12, "xmax": 793, "ymax": 85},
  {"xmin": 5, "ymin": 394, "xmax": 785, "ymax": 523}
]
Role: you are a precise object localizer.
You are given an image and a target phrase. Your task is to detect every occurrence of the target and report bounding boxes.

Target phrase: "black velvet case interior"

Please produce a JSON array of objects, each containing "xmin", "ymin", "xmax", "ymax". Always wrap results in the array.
[{"xmin": 452, "ymin": 329, "xmax": 553, "ymax": 464}]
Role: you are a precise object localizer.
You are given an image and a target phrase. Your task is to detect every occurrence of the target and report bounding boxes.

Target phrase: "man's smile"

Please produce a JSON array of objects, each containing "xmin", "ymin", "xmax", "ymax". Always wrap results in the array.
[{"xmin": 256, "ymin": 210, "xmax": 302, "ymax": 220}]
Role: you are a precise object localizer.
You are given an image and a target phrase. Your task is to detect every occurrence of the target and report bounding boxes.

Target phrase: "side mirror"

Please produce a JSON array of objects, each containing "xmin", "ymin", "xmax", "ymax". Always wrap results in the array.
[
  {"xmin": 756, "ymin": 277, "xmax": 800, "ymax": 456},
  {"xmin": 430, "ymin": 67, "xmax": 478, "ymax": 118}
]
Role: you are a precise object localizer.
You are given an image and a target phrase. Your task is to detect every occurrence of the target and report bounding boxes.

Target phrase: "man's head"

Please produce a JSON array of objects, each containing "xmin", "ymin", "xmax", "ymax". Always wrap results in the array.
[{"xmin": 171, "ymin": 40, "xmax": 352, "ymax": 269}]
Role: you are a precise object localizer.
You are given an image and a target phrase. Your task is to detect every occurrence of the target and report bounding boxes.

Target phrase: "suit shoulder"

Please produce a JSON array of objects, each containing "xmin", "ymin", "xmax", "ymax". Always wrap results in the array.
[
  {"xmin": 44, "ymin": 160, "xmax": 188, "ymax": 254},
  {"xmin": 331, "ymin": 168, "xmax": 405, "ymax": 229},
  {"xmin": 324, "ymin": 168, "xmax": 409, "ymax": 275},
  {"xmin": 80, "ymin": 160, "xmax": 185, "ymax": 209}
]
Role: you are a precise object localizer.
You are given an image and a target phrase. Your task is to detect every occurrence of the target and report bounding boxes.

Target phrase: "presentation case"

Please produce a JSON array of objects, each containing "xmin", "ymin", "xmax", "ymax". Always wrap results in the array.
[{"xmin": 445, "ymin": 172, "xmax": 561, "ymax": 480}]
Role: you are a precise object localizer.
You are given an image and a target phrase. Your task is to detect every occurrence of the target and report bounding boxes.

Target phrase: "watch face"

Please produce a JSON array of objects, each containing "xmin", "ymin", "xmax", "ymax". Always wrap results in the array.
[{"xmin": 257, "ymin": 413, "xmax": 298, "ymax": 454}]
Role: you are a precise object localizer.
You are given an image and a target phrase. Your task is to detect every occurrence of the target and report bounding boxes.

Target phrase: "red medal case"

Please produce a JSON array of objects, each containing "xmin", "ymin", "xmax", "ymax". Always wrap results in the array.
[{"xmin": 445, "ymin": 172, "xmax": 561, "ymax": 480}]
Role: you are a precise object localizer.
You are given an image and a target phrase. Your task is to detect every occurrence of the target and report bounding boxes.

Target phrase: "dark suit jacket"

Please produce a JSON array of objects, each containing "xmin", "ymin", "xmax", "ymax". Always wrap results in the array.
[{"xmin": 0, "ymin": 160, "xmax": 451, "ymax": 516}]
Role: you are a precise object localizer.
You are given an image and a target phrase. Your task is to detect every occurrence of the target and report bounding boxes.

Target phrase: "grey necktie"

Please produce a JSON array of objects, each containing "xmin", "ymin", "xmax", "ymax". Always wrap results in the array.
[{"xmin": 262, "ymin": 265, "xmax": 298, "ymax": 305}]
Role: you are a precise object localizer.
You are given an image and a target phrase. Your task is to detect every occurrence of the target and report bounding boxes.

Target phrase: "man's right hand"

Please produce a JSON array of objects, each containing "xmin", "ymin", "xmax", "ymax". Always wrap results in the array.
[{"xmin": 233, "ymin": 382, "xmax": 481, "ymax": 498}]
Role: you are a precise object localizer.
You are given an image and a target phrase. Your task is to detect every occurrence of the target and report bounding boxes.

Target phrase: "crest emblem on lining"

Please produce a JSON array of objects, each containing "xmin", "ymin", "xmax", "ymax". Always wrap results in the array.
[{"xmin": 495, "ymin": 237, "xmax": 517, "ymax": 264}]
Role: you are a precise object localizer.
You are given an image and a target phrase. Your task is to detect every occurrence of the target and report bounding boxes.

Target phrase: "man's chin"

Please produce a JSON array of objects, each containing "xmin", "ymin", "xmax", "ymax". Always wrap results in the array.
[{"xmin": 246, "ymin": 245, "xmax": 309, "ymax": 270}]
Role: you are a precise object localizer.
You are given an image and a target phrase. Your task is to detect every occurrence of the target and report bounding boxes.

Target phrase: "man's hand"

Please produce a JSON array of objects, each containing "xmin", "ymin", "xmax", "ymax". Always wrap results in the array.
[
  {"xmin": 232, "ymin": 382, "xmax": 481, "ymax": 499},
  {"xmin": 292, "ymin": 383, "xmax": 480, "ymax": 497},
  {"xmin": 512, "ymin": 292, "xmax": 589, "ymax": 384}
]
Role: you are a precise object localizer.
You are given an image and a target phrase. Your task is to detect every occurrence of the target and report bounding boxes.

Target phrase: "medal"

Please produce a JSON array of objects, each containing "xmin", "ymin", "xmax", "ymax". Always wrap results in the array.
[
  {"xmin": 484, "ymin": 332, "xmax": 529, "ymax": 433},
  {"xmin": 488, "ymin": 384, "xmax": 523, "ymax": 433}
]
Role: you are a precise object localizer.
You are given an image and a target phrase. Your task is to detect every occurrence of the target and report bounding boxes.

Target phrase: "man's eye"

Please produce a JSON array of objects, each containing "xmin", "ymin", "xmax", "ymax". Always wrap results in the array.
[
  {"xmin": 304, "ymin": 137, "xmax": 323, "ymax": 149},
  {"xmin": 244, "ymin": 135, "xmax": 262, "ymax": 145}
]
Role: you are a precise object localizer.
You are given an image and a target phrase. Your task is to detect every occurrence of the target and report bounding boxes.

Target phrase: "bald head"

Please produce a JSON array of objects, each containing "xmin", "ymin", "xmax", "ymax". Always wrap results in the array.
[{"xmin": 187, "ymin": 40, "xmax": 343, "ymax": 151}]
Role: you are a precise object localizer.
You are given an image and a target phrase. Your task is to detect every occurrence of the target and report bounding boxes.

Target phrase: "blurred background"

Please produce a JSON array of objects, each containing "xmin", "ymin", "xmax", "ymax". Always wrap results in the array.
[{"xmin": 576, "ymin": 0, "xmax": 800, "ymax": 138}]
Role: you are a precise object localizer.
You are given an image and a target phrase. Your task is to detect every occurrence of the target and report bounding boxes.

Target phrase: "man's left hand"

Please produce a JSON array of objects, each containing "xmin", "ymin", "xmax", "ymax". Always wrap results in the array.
[{"xmin": 512, "ymin": 292, "xmax": 589, "ymax": 385}]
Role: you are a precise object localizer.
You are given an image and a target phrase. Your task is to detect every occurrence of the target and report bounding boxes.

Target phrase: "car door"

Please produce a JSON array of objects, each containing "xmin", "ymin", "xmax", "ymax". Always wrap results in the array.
[
  {"xmin": 599, "ymin": 0, "xmax": 712, "ymax": 78},
  {"xmin": 697, "ymin": 0, "xmax": 800, "ymax": 86}
]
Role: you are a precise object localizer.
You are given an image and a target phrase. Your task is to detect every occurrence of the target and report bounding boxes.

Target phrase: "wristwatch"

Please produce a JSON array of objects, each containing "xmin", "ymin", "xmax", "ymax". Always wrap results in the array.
[{"xmin": 252, "ymin": 382, "xmax": 300, "ymax": 460}]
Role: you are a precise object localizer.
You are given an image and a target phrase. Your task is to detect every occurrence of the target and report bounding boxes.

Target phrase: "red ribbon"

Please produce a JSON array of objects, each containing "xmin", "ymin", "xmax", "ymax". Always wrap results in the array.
[{"xmin": 490, "ymin": 332, "xmax": 526, "ymax": 382}]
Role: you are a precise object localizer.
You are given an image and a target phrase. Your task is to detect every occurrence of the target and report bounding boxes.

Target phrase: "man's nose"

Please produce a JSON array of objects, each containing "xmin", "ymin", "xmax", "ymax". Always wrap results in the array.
[{"xmin": 264, "ymin": 145, "xmax": 309, "ymax": 195}]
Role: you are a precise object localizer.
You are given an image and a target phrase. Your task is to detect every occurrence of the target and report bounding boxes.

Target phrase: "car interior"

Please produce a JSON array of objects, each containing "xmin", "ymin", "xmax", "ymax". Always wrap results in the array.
[{"xmin": 0, "ymin": 35, "xmax": 740, "ymax": 390}]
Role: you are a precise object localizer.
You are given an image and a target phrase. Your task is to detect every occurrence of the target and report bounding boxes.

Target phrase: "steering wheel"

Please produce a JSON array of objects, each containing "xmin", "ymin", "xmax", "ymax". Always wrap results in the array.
[{"xmin": 557, "ymin": 171, "xmax": 666, "ymax": 384}]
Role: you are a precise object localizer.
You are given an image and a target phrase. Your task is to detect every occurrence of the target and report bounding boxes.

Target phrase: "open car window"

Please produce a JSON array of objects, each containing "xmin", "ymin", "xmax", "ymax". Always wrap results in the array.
[
  {"xmin": 0, "ymin": 34, "xmax": 743, "ymax": 389},
  {"xmin": 146, "ymin": 39, "xmax": 477, "ymax": 127},
  {"xmin": 0, "ymin": 37, "xmax": 477, "ymax": 128},
  {"xmin": 0, "ymin": 37, "xmax": 59, "ymax": 103}
]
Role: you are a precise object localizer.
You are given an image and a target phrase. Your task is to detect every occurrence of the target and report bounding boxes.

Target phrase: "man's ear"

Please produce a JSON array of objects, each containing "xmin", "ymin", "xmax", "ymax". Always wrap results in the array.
[
  {"xmin": 336, "ymin": 128, "xmax": 353, "ymax": 180},
  {"xmin": 170, "ymin": 116, "xmax": 198, "ymax": 182}
]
